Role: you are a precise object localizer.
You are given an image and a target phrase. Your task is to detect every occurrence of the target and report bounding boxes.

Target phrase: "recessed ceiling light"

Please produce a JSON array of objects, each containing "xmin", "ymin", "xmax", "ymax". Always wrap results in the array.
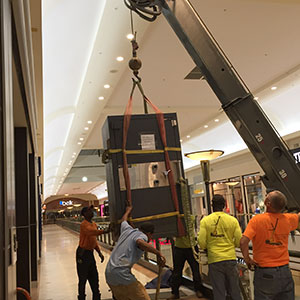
[
  {"xmin": 84, "ymin": 127, "xmax": 89, "ymax": 131},
  {"xmin": 180, "ymin": 139, "xmax": 183, "ymax": 143},
  {"xmin": 204, "ymin": 125, "xmax": 208, "ymax": 128},
  {"xmin": 104, "ymin": 84, "xmax": 110, "ymax": 89},
  {"xmin": 78, "ymin": 142, "xmax": 82, "ymax": 145},
  {"xmin": 254, "ymin": 97, "xmax": 259, "ymax": 100},
  {"xmin": 98, "ymin": 96, "xmax": 104, "ymax": 100},
  {"xmin": 271, "ymin": 86, "xmax": 277, "ymax": 91},
  {"xmin": 187, "ymin": 135, "xmax": 191, "ymax": 138},
  {"xmin": 116, "ymin": 56, "xmax": 124, "ymax": 62},
  {"xmin": 82, "ymin": 176, "xmax": 88, "ymax": 182},
  {"xmin": 214, "ymin": 119, "xmax": 219, "ymax": 122},
  {"xmin": 87, "ymin": 120, "xmax": 92, "ymax": 124},
  {"xmin": 79, "ymin": 137, "xmax": 84, "ymax": 141},
  {"xmin": 127, "ymin": 33, "xmax": 134, "ymax": 40}
]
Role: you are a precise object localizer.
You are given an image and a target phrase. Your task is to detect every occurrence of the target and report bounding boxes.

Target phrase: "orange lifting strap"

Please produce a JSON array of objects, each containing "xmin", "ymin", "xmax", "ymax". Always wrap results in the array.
[
  {"xmin": 122, "ymin": 79, "xmax": 185, "ymax": 236},
  {"xmin": 17, "ymin": 287, "xmax": 31, "ymax": 300}
]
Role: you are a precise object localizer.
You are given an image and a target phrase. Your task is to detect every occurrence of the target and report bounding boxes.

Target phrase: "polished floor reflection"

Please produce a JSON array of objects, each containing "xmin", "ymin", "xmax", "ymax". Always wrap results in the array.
[{"xmin": 31, "ymin": 224, "xmax": 206, "ymax": 300}]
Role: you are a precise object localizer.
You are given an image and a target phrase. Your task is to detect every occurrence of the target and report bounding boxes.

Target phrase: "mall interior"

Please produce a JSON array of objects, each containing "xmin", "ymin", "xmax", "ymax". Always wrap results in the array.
[{"xmin": 2, "ymin": 0, "xmax": 300, "ymax": 299}]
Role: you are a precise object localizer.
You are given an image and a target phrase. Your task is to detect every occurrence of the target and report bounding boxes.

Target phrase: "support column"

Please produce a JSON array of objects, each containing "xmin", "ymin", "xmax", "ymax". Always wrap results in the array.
[
  {"xmin": 1, "ymin": 0, "xmax": 17, "ymax": 299},
  {"xmin": 37, "ymin": 156, "xmax": 42, "ymax": 258},
  {"xmin": 201, "ymin": 161, "xmax": 212, "ymax": 214},
  {"xmin": 29, "ymin": 154, "xmax": 38, "ymax": 281},
  {"xmin": 14, "ymin": 127, "xmax": 31, "ymax": 295}
]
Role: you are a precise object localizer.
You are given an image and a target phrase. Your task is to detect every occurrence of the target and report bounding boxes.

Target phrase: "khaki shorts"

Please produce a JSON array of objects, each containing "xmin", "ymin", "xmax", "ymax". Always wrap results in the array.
[{"xmin": 108, "ymin": 280, "xmax": 151, "ymax": 300}]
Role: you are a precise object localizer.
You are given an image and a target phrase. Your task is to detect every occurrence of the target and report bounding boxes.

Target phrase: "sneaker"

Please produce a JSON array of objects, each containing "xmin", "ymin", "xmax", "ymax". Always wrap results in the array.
[
  {"xmin": 167, "ymin": 294, "xmax": 180, "ymax": 300},
  {"xmin": 196, "ymin": 290, "xmax": 204, "ymax": 298}
]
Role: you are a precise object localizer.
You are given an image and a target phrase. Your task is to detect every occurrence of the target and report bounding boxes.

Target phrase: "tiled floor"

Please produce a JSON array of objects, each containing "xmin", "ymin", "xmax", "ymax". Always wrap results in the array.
[{"xmin": 31, "ymin": 224, "xmax": 206, "ymax": 300}]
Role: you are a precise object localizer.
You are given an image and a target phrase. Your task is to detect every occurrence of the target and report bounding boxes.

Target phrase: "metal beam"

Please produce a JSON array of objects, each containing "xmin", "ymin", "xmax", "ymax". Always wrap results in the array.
[
  {"xmin": 161, "ymin": 0, "xmax": 300, "ymax": 207},
  {"xmin": 161, "ymin": 0, "xmax": 249, "ymax": 104}
]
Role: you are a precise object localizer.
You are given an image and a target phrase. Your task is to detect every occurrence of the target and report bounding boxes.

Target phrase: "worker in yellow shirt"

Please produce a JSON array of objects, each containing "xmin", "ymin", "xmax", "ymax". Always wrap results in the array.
[
  {"xmin": 77, "ymin": 206, "xmax": 109, "ymax": 300},
  {"xmin": 198, "ymin": 194, "xmax": 242, "ymax": 300},
  {"xmin": 168, "ymin": 216, "xmax": 203, "ymax": 299}
]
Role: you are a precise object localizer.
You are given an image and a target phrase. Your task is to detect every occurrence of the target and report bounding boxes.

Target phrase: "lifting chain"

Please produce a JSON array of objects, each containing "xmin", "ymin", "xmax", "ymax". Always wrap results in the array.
[
  {"xmin": 127, "ymin": 10, "xmax": 149, "ymax": 113},
  {"xmin": 124, "ymin": 0, "xmax": 162, "ymax": 22}
]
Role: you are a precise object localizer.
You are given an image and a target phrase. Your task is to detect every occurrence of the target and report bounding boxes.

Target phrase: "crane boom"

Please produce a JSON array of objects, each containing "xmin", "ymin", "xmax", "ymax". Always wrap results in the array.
[{"xmin": 159, "ymin": 0, "xmax": 300, "ymax": 207}]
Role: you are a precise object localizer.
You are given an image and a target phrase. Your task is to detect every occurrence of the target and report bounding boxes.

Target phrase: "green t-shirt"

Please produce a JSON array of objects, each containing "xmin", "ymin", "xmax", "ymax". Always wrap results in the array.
[{"xmin": 198, "ymin": 212, "xmax": 242, "ymax": 264}]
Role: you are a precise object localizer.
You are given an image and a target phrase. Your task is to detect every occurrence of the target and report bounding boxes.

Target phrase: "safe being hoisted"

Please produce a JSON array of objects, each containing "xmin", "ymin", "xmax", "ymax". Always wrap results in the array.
[{"xmin": 102, "ymin": 112, "xmax": 186, "ymax": 239}]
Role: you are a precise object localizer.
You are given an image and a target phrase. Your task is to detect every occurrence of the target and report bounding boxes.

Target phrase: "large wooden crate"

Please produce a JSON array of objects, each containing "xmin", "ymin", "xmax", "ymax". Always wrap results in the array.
[{"xmin": 102, "ymin": 113, "xmax": 185, "ymax": 238}]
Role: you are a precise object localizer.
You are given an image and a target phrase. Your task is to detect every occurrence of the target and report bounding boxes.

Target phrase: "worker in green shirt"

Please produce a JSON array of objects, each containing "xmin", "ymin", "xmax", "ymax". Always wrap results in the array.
[
  {"xmin": 198, "ymin": 194, "xmax": 242, "ymax": 300},
  {"xmin": 168, "ymin": 216, "xmax": 203, "ymax": 299}
]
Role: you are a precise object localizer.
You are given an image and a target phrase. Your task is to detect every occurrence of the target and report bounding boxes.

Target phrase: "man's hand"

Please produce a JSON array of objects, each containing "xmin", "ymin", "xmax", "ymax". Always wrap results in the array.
[
  {"xmin": 121, "ymin": 205, "xmax": 133, "ymax": 222},
  {"xmin": 156, "ymin": 253, "xmax": 166, "ymax": 267},
  {"xmin": 102, "ymin": 224, "xmax": 112, "ymax": 234},
  {"xmin": 98, "ymin": 251, "xmax": 105, "ymax": 263},
  {"xmin": 125, "ymin": 206, "xmax": 132, "ymax": 214},
  {"xmin": 244, "ymin": 257, "xmax": 257, "ymax": 271},
  {"xmin": 240, "ymin": 235, "xmax": 256, "ymax": 270}
]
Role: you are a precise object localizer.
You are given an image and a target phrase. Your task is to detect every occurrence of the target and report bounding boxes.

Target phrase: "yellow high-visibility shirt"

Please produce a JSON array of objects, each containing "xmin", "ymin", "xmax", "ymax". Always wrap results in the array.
[
  {"xmin": 174, "ymin": 234, "xmax": 196, "ymax": 248},
  {"xmin": 174, "ymin": 215, "xmax": 196, "ymax": 248},
  {"xmin": 198, "ymin": 212, "xmax": 242, "ymax": 264}
]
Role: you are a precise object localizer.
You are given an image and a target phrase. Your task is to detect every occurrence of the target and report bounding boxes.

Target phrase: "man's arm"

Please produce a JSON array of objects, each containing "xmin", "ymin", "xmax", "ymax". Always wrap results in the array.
[
  {"xmin": 197, "ymin": 221, "xmax": 207, "ymax": 250},
  {"xmin": 81, "ymin": 223, "xmax": 107, "ymax": 236},
  {"xmin": 94, "ymin": 244, "xmax": 105, "ymax": 263},
  {"xmin": 121, "ymin": 206, "xmax": 132, "ymax": 223},
  {"xmin": 233, "ymin": 221, "xmax": 242, "ymax": 248},
  {"xmin": 240, "ymin": 235, "xmax": 256, "ymax": 270},
  {"xmin": 297, "ymin": 213, "xmax": 300, "ymax": 231},
  {"xmin": 136, "ymin": 239, "xmax": 166, "ymax": 267}
]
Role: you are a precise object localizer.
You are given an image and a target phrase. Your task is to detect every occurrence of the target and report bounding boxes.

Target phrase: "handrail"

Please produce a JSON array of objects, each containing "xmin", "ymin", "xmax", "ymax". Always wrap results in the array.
[{"xmin": 16, "ymin": 287, "xmax": 31, "ymax": 300}]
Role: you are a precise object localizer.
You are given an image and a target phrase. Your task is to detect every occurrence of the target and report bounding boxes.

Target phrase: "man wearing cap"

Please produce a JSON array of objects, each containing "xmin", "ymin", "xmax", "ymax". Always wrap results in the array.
[
  {"xmin": 76, "ymin": 206, "xmax": 109, "ymax": 300},
  {"xmin": 240, "ymin": 190, "xmax": 300, "ymax": 299},
  {"xmin": 105, "ymin": 206, "xmax": 166, "ymax": 300},
  {"xmin": 198, "ymin": 194, "xmax": 242, "ymax": 300}
]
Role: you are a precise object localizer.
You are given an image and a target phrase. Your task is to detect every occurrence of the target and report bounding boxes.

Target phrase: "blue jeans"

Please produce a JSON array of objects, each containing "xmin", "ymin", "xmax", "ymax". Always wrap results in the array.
[
  {"xmin": 208, "ymin": 260, "xmax": 242, "ymax": 300},
  {"xmin": 254, "ymin": 265, "xmax": 294, "ymax": 300}
]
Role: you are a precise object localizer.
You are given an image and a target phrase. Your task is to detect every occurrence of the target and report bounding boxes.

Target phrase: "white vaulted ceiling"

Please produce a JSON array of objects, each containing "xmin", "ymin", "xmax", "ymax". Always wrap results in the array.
[{"xmin": 43, "ymin": 0, "xmax": 300, "ymax": 199}]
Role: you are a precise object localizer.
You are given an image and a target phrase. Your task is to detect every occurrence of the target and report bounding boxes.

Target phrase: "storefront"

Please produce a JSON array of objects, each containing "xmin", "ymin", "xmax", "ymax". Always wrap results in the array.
[
  {"xmin": 43, "ymin": 194, "xmax": 101, "ymax": 223},
  {"xmin": 210, "ymin": 173, "xmax": 264, "ymax": 231}
]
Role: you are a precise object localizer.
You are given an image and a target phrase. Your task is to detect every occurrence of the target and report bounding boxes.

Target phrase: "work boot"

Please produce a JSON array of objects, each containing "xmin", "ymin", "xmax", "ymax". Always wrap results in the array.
[
  {"xmin": 92, "ymin": 293, "xmax": 101, "ymax": 300},
  {"xmin": 167, "ymin": 294, "xmax": 180, "ymax": 300},
  {"xmin": 196, "ymin": 290, "xmax": 204, "ymax": 298}
]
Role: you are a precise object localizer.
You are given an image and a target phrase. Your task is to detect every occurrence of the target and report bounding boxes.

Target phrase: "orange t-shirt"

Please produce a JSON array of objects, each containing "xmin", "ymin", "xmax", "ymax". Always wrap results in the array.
[
  {"xmin": 79, "ymin": 220, "xmax": 103, "ymax": 251},
  {"xmin": 243, "ymin": 213, "xmax": 298, "ymax": 267}
]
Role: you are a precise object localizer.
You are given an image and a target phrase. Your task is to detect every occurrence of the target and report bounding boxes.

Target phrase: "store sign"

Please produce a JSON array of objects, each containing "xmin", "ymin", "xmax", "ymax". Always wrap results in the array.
[
  {"xmin": 291, "ymin": 147, "xmax": 300, "ymax": 164},
  {"xmin": 59, "ymin": 200, "xmax": 73, "ymax": 206}
]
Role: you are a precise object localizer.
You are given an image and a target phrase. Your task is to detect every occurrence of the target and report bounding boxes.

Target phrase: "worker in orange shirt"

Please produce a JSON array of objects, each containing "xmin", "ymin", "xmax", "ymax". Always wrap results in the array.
[
  {"xmin": 77, "ymin": 206, "xmax": 109, "ymax": 300},
  {"xmin": 240, "ymin": 190, "xmax": 300, "ymax": 300}
]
